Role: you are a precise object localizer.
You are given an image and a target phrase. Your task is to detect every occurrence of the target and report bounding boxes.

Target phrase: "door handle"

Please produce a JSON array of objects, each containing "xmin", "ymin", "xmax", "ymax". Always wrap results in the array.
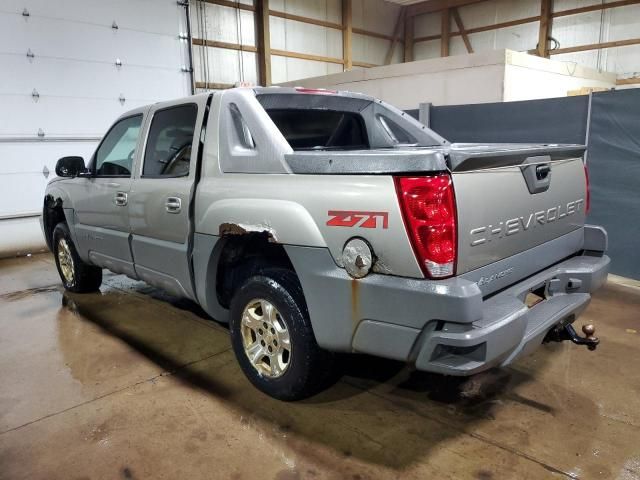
[
  {"xmin": 114, "ymin": 191, "xmax": 128, "ymax": 206},
  {"xmin": 166, "ymin": 197, "xmax": 182, "ymax": 214}
]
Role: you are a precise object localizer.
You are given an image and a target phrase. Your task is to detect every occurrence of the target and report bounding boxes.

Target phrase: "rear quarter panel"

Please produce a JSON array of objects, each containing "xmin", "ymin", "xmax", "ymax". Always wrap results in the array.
[{"xmin": 194, "ymin": 174, "xmax": 424, "ymax": 278}]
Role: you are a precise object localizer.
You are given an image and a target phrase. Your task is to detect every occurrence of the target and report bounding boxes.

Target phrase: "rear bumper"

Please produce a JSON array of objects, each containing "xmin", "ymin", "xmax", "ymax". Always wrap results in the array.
[
  {"xmin": 285, "ymin": 225, "xmax": 609, "ymax": 375},
  {"xmin": 413, "ymin": 253, "xmax": 609, "ymax": 375}
]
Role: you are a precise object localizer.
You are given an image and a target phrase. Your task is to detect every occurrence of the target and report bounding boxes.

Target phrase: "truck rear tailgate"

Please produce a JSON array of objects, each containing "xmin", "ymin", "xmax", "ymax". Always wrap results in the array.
[{"xmin": 453, "ymin": 156, "xmax": 587, "ymax": 275}]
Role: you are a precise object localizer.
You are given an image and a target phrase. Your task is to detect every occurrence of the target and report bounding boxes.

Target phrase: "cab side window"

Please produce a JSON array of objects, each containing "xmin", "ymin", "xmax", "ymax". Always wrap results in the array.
[
  {"xmin": 143, "ymin": 104, "xmax": 198, "ymax": 177},
  {"xmin": 94, "ymin": 115, "xmax": 143, "ymax": 177}
]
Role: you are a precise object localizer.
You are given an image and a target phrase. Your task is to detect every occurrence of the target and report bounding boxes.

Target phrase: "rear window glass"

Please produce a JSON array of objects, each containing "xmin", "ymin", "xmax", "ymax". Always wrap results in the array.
[
  {"xmin": 265, "ymin": 109, "xmax": 368, "ymax": 150},
  {"xmin": 143, "ymin": 104, "xmax": 197, "ymax": 177}
]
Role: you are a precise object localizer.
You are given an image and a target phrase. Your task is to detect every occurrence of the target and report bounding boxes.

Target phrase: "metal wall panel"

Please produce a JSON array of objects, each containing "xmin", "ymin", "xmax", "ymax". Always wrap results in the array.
[
  {"xmin": 192, "ymin": 0, "xmax": 402, "ymax": 87},
  {"xmin": 192, "ymin": 2, "xmax": 256, "ymax": 47},
  {"xmin": 270, "ymin": 0, "xmax": 341, "ymax": 23},
  {"xmin": 412, "ymin": 0, "xmax": 640, "ymax": 79},
  {"xmin": 270, "ymin": 16, "xmax": 343, "ymax": 59},
  {"xmin": 271, "ymin": 56, "xmax": 342, "ymax": 85}
]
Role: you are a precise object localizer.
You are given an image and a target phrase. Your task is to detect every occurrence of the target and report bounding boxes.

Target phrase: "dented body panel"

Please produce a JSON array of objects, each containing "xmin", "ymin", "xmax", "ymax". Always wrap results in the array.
[{"xmin": 43, "ymin": 87, "xmax": 610, "ymax": 376}]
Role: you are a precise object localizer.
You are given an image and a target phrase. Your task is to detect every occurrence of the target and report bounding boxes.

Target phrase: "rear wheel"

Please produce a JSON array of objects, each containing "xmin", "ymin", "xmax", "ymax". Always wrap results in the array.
[
  {"xmin": 229, "ymin": 268, "xmax": 335, "ymax": 400},
  {"xmin": 52, "ymin": 223, "xmax": 102, "ymax": 293}
]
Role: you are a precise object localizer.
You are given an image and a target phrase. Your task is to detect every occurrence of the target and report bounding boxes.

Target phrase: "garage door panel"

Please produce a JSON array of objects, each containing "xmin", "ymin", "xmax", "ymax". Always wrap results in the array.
[
  {"xmin": 0, "ymin": 141, "xmax": 97, "ymax": 217},
  {"xmin": 0, "ymin": 95, "xmax": 145, "ymax": 137},
  {"xmin": 0, "ymin": 1, "xmax": 191, "ymax": 253},
  {"xmin": 0, "ymin": 141, "xmax": 98, "ymax": 176},
  {"xmin": 0, "ymin": 14, "xmax": 185, "ymax": 69},
  {"xmin": 1, "ymin": 55, "xmax": 188, "ymax": 102},
  {"xmin": 2, "ymin": 0, "xmax": 184, "ymax": 37}
]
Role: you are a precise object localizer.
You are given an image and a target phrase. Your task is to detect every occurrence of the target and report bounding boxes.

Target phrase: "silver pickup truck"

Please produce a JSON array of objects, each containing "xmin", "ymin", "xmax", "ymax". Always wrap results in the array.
[{"xmin": 43, "ymin": 87, "xmax": 610, "ymax": 400}]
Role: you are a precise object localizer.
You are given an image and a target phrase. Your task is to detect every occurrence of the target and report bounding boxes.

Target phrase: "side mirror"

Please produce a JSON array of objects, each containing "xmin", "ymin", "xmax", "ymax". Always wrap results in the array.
[{"xmin": 55, "ymin": 156, "xmax": 87, "ymax": 177}]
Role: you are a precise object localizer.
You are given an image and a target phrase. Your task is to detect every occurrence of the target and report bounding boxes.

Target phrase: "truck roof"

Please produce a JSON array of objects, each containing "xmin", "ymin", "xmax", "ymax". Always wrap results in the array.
[{"xmin": 115, "ymin": 87, "xmax": 379, "ymax": 122}]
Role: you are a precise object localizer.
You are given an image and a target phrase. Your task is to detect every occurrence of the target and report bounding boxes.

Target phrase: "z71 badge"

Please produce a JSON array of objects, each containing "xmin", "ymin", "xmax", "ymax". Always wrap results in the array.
[{"xmin": 327, "ymin": 210, "xmax": 389, "ymax": 229}]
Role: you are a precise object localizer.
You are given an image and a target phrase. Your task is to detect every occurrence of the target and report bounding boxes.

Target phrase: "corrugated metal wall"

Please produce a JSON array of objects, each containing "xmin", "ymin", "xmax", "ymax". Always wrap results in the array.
[
  {"xmin": 413, "ymin": 0, "xmax": 640, "ymax": 80},
  {"xmin": 191, "ymin": 0, "xmax": 404, "ymax": 91}
]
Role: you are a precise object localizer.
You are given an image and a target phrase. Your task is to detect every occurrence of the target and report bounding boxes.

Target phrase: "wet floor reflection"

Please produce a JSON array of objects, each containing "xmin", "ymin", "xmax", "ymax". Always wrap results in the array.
[
  {"xmin": 53, "ymin": 277, "xmax": 604, "ymax": 475},
  {"xmin": 3, "ymin": 260, "xmax": 640, "ymax": 478}
]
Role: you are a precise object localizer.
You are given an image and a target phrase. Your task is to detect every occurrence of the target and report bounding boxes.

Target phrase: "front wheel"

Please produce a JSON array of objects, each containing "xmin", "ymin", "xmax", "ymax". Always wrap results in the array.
[
  {"xmin": 52, "ymin": 223, "xmax": 102, "ymax": 293},
  {"xmin": 229, "ymin": 268, "xmax": 335, "ymax": 401}
]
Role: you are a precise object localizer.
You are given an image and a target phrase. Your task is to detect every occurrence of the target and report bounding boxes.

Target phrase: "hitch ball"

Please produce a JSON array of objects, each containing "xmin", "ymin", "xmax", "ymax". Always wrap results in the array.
[
  {"xmin": 545, "ymin": 322, "xmax": 600, "ymax": 350},
  {"xmin": 582, "ymin": 324, "xmax": 598, "ymax": 350}
]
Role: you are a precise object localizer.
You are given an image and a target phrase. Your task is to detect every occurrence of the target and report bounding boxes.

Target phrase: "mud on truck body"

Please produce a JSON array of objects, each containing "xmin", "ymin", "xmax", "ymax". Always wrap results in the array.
[{"xmin": 43, "ymin": 87, "xmax": 609, "ymax": 400}]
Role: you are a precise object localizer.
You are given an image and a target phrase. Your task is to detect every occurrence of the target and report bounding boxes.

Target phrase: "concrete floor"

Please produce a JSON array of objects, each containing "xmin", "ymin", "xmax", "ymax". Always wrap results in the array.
[{"xmin": 1, "ymin": 254, "xmax": 639, "ymax": 480}]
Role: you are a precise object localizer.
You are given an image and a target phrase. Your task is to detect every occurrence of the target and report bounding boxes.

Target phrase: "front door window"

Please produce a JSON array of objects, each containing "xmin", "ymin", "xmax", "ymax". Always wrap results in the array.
[{"xmin": 94, "ymin": 115, "xmax": 143, "ymax": 177}]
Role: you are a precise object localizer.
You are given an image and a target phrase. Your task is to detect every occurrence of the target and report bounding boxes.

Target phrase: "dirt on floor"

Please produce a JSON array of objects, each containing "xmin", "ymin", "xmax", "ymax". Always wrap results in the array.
[{"xmin": 0, "ymin": 254, "xmax": 639, "ymax": 480}]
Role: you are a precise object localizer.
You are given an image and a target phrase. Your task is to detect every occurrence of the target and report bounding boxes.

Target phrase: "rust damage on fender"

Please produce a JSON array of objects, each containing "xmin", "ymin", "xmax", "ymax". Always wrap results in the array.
[{"xmin": 218, "ymin": 222, "xmax": 278, "ymax": 243}]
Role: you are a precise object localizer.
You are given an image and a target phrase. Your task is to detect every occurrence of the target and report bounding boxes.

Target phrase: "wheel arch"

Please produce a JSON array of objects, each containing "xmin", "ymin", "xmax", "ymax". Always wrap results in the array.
[
  {"xmin": 194, "ymin": 230, "xmax": 302, "ymax": 324},
  {"xmin": 43, "ymin": 192, "xmax": 71, "ymax": 251}
]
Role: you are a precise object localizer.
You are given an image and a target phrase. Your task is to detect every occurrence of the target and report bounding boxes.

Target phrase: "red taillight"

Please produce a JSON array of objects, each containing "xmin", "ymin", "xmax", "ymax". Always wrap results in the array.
[
  {"xmin": 584, "ymin": 163, "xmax": 591, "ymax": 214},
  {"xmin": 395, "ymin": 174, "xmax": 457, "ymax": 279}
]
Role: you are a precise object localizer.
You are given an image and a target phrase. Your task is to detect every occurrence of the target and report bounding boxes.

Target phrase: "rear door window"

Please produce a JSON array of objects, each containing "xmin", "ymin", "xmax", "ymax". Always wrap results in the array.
[
  {"xmin": 143, "ymin": 104, "xmax": 198, "ymax": 177},
  {"xmin": 265, "ymin": 109, "xmax": 368, "ymax": 150}
]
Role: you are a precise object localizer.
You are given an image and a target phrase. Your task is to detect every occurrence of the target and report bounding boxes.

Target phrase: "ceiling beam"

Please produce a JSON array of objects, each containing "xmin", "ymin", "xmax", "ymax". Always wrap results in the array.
[
  {"xmin": 550, "ymin": 36, "xmax": 640, "ymax": 55},
  {"xmin": 385, "ymin": 7, "xmax": 406, "ymax": 65},
  {"xmin": 256, "ymin": 0, "xmax": 271, "ymax": 86},
  {"xmin": 537, "ymin": 0, "xmax": 553, "ymax": 58},
  {"xmin": 451, "ymin": 7, "xmax": 473, "ymax": 53},
  {"xmin": 404, "ymin": 12, "xmax": 414, "ymax": 62},
  {"xmin": 441, "ymin": 8, "xmax": 450, "ymax": 57},
  {"xmin": 342, "ymin": 0, "xmax": 353, "ymax": 70},
  {"xmin": 553, "ymin": 0, "xmax": 640, "ymax": 18}
]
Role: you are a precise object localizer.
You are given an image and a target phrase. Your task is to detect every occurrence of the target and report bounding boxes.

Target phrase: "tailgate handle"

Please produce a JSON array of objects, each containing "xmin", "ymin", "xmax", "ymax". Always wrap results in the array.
[
  {"xmin": 522, "ymin": 156, "xmax": 552, "ymax": 194},
  {"xmin": 536, "ymin": 164, "xmax": 551, "ymax": 180}
]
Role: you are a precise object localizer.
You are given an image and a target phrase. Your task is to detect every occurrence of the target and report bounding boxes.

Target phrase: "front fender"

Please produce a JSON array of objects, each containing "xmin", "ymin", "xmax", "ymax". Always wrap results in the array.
[{"xmin": 44, "ymin": 182, "xmax": 81, "ymax": 254}]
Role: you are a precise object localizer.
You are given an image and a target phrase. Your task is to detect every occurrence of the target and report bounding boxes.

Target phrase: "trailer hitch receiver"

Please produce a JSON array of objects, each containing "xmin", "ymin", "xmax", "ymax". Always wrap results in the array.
[{"xmin": 545, "ymin": 323, "xmax": 599, "ymax": 351}]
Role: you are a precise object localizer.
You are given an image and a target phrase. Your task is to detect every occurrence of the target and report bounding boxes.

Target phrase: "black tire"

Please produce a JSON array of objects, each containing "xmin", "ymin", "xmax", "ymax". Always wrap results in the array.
[
  {"xmin": 229, "ymin": 268, "xmax": 335, "ymax": 401},
  {"xmin": 52, "ymin": 222, "xmax": 102, "ymax": 293}
]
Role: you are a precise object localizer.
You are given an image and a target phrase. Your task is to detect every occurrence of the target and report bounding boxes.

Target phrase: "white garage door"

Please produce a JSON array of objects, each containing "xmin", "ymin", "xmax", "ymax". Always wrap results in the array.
[{"xmin": 0, "ymin": 0, "xmax": 193, "ymax": 256}]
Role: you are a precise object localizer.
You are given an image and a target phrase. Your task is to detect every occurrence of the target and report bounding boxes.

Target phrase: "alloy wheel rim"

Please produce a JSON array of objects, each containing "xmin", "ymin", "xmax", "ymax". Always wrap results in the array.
[
  {"xmin": 240, "ymin": 299, "xmax": 291, "ymax": 378},
  {"xmin": 57, "ymin": 238, "xmax": 75, "ymax": 285}
]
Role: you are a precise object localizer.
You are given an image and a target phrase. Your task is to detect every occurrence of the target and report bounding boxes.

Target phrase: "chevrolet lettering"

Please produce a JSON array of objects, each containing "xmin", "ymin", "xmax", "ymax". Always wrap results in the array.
[{"xmin": 469, "ymin": 198, "xmax": 584, "ymax": 247}]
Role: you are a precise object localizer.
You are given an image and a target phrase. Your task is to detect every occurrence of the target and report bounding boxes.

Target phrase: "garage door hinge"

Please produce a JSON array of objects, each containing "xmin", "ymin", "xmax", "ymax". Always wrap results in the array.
[
  {"xmin": 26, "ymin": 48, "xmax": 35, "ymax": 60},
  {"xmin": 112, "ymin": 21, "xmax": 119, "ymax": 30},
  {"xmin": 119, "ymin": 94, "xmax": 126, "ymax": 105},
  {"xmin": 181, "ymin": 66, "xmax": 193, "ymax": 73},
  {"xmin": 177, "ymin": 0, "xmax": 188, "ymax": 6},
  {"xmin": 32, "ymin": 88, "xmax": 40, "ymax": 102},
  {"xmin": 22, "ymin": 8, "xmax": 30, "ymax": 17}
]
